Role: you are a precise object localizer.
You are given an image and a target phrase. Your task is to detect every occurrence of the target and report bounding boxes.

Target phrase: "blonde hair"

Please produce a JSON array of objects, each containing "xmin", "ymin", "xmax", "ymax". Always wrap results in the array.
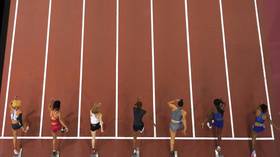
[
  {"xmin": 11, "ymin": 99, "xmax": 22, "ymax": 108},
  {"xmin": 91, "ymin": 103, "xmax": 101, "ymax": 114}
]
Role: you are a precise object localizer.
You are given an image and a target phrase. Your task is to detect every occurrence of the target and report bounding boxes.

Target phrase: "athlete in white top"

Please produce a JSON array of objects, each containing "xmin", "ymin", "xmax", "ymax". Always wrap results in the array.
[{"xmin": 90, "ymin": 103, "xmax": 104, "ymax": 154}]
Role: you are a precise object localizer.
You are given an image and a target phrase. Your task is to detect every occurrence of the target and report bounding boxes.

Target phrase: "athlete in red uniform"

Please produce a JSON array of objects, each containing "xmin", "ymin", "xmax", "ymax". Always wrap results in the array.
[{"xmin": 48, "ymin": 99, "xmax": 68, "ymax": 156}]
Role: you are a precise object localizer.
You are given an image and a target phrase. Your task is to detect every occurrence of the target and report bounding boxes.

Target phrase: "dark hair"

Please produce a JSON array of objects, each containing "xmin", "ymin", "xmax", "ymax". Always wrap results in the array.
[
  {"xmin": 259, "ymin": 104, "xmax": 268, "ymax": 113},
  {"xmin": 53, "ymin": 100, "xmax": 61, "ymax": 111},
  {"xmin": 135, "ymin": 101, "xmax": 142, "ymax": 108},
  {"xmin": 178, "ymin": 99, "xmax": 184, "ymax": 107},
  {"xmin": 214, "ymin": 99, "xmax": 224, "ymax": 115}
]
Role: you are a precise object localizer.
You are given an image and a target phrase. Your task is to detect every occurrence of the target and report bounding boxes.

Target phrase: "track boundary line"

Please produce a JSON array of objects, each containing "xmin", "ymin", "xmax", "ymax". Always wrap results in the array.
[
  {"xmin": 115, "ymin": 0, "xmax": 120, "ymax": 138},
  {"xmin": 0, "ymin": 136, "xmax": 274, "ymax": 141},
  {"xmin": 77, "ymin": 0, "xmax": 86, "ymax": 137},
  {"xmin": 253, "ymin": 0, "xmax": 274, "ymax": 139},
  {"xmin": 39, "ymin": 0, "xmax": 52, "ymax": 137},
  {"xmin": 1, "ymin": 0, "xmax": 19, "ymax": 137},
  {"xmin": 218, "ymin": 0, "xmax": 235, "ymax": 137},
  {"xmin": 184, "ymin": 0, "xmax": 195, "ymax": 137},
  {"xmin": 150, "ymin": 0, "xmax": 157, "ymax": 137}
]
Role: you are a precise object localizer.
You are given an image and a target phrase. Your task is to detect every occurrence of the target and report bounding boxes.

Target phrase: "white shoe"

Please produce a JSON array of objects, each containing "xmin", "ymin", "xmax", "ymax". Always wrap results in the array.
[
  {"xmin": 140, "ymin": 127, "xmax": 144, "ymax": 134},
  {"xmin": 14, "ymin": 149, "xmax": 19, "ymax": 155},
  {"xmin": 207, "ymin": 122, "xmax": 213, "ymax": 129},
  {"xmin": 133, "ymin": 149, "xmax": 137, "ymax": 154},
  {"xmin": 251, "ymin": 150, "xmax": 256, "ymax": 157}
]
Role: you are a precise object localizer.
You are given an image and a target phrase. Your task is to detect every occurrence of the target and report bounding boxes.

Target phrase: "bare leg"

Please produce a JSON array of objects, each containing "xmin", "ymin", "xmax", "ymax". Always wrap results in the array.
[
  {"xmin": 215, "ymin": 128, "xmax": 222, "ymax": 147},
  {"xmin": 133, "ymin": 131, "xmax": 137, "ymax": 150},
  {"xmin": 91, "ymin": 131, "xmax": 96, "ymax": 150},
  {"xmin": 51, "ymin": 131, "xmax": 58, "ymax": 152},
  {"xmin": 12, "ymin": 129, "xmax": 17, "ymax": 151},
  {"xmin": 169, "ymin": 129, "xmax": 176, "ymax": 152},
  {"xmin": 18, "ymin": 129, "xmax": 22, "ymax": 149},
  {"xmin": 251, "ymin": 131, "xmax": 257, "ymax": 151}
]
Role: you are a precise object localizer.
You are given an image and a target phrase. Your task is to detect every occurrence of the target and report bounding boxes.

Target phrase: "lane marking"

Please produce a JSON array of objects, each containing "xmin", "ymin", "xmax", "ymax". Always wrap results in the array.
[
  {"xmin": 150, "ymin": 0, "xmax": 157, "ymax": 137},
  {"xmin": 39, "ymin": 0, "xmax": 52, "ymax": 137},
  {"xmin": 77, "ymin": 0, "xmax": 86, "ymax": 137},
  {"xmin": 115, "ymin": 0, "xmax": 120, "ymax": 137},
  {"xmin": 218, "ymin": 0, "xmax": 235, "ymax": 137},
  {"xmin": 253, "ymin": 0, "xmax": 274, "ymax": 139},
  {"xmin": 0, "ymin": 136, "xmax": 274, "ymax": 141},
  {"xmin": 1, "ymin": 0, "xmax": 20, "ymax": 137},
  {"xmin": 184, "ymin": 0, "xmax": 196, "ymax": 137}
]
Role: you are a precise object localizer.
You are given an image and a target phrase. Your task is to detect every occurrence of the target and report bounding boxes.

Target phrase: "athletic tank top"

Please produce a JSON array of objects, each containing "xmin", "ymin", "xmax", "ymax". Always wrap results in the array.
[
  {"xmin": 90, "ymin": 112, "xmax": 100, "ymax": 124},
  {"xmin": 171, "ymin": 107, "xmax": 183, "ymax": 122},
  {"xmin": 255, "ymin": 113, "xmax": 265, "ymax": 125},
  {"xmin": 50, "ymin": 112, "xmax": 60, "ymax": 125},
  {"xmin": 133, "ymin": 107, "xmax": 146, "ymax": 126},
  {"xmin": 213, "ymin": 112, "xmax": 224, "ymax": 127},
  {"xmin": 11, "ymin": 109, "xmax": 18, "ymax": 121}
]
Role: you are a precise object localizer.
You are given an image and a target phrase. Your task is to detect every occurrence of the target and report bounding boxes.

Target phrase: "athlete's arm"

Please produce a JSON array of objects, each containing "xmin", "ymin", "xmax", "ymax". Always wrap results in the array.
[
  {"xmin": 168, "ymin": 99, "xmax": 179, "ymax": 110},
  {"xmin": 58, "ymin": 113, "xmax": 68, "ymax": 132},
  {"xmin": 99, "ymin": 113, "xmax": 104, "ymax": 133},
  {"xmin": 48, "ymin": 99, "xmax": 54, "ymax": 112},
  {"xmin": 267, "ymin": 114, "xmax": 280, "ymax": 130},
  {"xmin": 182, "ymin": 111, "xmax": 187, "ymax": 135}
]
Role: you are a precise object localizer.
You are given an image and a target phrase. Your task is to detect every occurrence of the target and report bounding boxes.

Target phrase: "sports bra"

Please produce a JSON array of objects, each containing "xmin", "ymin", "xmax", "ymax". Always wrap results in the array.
[{"xmin": 255, "ymin": 113, "xmax": 265, "ymax": 124}]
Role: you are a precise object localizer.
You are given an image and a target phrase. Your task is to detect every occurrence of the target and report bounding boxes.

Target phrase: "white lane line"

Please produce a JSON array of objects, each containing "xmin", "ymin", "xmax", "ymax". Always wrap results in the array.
[
  {"xmin": 115, "ymin": 0, "xmax": 120, "ymax": 137},
  {"xmin": 39, "ymin": 0, "xmax": 52, "ymax": 137},
  {"xmin": 253, "ymin": 0, "xmax": 274, "ymax": 139},
  {"xmin": 184, "ymin": 0, "xmax": 196, "ymax": 137},
  {"xmin": 150, "ymin": 0, "xmax": 157, "ymax": 137},
  {"xmin": 77, "ymin": 0, "xmax": 86, "ymax": 137},
  {"xmin": 1, "ymin": 0, "xmax": 20, "ymax": 137},
  {"xmin": 218, "ymin": 0, "xmax": 235, "ymax": 137},
  {"xmin": 0, "ymin": 136, "xmax": 274, "ymax": 141}
]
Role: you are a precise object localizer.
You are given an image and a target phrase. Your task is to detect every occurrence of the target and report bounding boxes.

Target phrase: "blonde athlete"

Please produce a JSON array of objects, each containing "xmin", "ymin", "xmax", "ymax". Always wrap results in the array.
[
  {"xmin": 10, "ymin": 97, "xmax": 29, "ymax": 155},
  {"xmin": 90, "ymin": 103, "xmax": 104, "ymax": 154}
]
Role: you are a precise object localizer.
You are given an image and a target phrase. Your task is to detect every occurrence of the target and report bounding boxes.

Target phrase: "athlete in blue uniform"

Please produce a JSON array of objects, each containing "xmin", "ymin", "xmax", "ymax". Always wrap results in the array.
[
  {"xmin": 250, "ymin": 104, "xmax": 279, "ymax": 157},
  {"xmin": 201, "ymin": 98, "xmax": 225, "ymax": 155}
]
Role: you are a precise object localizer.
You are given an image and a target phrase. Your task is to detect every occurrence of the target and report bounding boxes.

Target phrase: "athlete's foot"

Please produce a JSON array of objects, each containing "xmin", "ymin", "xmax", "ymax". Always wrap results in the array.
[
  {"xmin": 14, "ymin": 149, "xmax": 19, "ymax": 155},
  {"xmin": 52, "ymin": 150, "xmax": 57, "ymax": 156},
  {"xmin": 133, "ymin": 149, "xmax": 137, "ymax": 155},
  {"xmin": 170, "ymin": 151, "xmax": 175, "ymax": 156},
  {"xmin": 251, "ymin": 150, "xmax": 256, "ymax": 157},
  {"xmin": 91, "ymin": 148, "xmax": 96, "ymax": 154},
  {"xmin": 216, "ymin": 146, "xmax": 221, "ymax": 152}
]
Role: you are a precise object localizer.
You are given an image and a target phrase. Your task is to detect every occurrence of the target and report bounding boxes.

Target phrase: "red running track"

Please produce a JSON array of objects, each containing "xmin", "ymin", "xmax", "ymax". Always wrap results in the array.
[{"xmin": 0, "ymin": 0, "xmax": 279, "ymax": 156}]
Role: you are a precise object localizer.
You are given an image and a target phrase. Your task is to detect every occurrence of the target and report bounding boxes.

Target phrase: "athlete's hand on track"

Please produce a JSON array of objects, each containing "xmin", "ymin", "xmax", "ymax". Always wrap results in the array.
[{"xmin": 201, "ymin": 122, "xmax": 205, "ymax": 129}]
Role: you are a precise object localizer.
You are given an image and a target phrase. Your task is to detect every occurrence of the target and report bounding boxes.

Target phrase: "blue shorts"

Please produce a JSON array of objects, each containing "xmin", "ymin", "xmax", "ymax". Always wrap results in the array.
[
  {"xmin": 170, "ymin": 122, "xmax": 183, "ymax": 132},
  {"xmin": 213, "ymin": 121, "xmax": 224, "ymax": 129},
  {"xmin": 252, "ymin": 125, "xmax": 265, "ymax": 133}
]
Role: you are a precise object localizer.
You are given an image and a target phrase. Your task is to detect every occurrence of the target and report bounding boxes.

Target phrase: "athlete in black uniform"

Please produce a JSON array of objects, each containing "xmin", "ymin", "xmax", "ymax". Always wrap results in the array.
[{"xmin": 132, "ymin": 98, "xmax": 146, "ymax": 154}]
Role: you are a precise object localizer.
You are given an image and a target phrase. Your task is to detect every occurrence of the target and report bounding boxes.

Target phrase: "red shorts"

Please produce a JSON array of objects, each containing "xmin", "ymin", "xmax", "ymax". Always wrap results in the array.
[{"xmin": 51, "ymin": 122, "xmax": 61, "ymax": 133}]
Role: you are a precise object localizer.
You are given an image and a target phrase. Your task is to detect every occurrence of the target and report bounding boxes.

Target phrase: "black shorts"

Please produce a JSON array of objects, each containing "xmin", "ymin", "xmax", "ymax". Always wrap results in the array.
[
  {"xmin": 133, "ymin": 124, "xmax": 144, "ymax": 132},
  {"xmin": 12, "ymin": 123, "xmax": 22, "ymax": 130},
  {"xmin": 90, "ymin": 123, "xmax": 101, "ymax": 132}
]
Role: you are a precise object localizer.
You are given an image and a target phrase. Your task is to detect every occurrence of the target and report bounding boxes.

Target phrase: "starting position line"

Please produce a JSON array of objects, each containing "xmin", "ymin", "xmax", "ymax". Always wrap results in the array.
[{"xmin": 0, "ymin": 136, "xmax": 275, "ymax": 141}]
